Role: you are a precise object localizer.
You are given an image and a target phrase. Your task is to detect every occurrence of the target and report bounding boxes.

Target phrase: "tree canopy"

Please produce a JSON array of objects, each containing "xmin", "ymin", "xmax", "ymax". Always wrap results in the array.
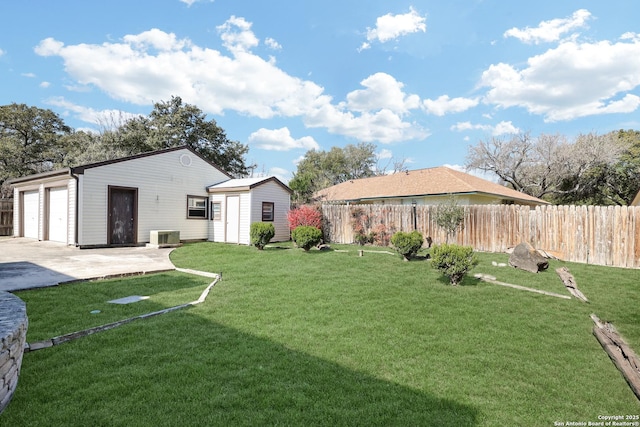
[
  {"xmin": 0, "ymin": 103, "xmax": 71, "ymax": 196},
  {"xmin": 465, "ymin": 130, "xmax": 640, "ymax": 205},
  {"xmin": 107, "ymin": 96, "xmax": 252, "ymax": 177},
  {"xmin": 289, "ymin": 142, "xmax": 378, "ymax": 204},
  {"xmin": 0, "ymin": 97, "xmax": 252, "ymax": 196}
]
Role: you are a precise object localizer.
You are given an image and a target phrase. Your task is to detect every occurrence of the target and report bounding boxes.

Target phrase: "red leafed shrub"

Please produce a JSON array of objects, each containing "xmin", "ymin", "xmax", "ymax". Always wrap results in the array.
[{"xmin": 287, "ymin": 205, "xmax": 323, "ymax": 230}]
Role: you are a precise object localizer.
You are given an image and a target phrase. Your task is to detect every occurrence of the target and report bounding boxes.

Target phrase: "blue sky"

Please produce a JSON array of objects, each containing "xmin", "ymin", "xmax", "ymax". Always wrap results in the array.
[{"xmin": 2, "ymin": 1, "xmax": 639, "ymax": 182}]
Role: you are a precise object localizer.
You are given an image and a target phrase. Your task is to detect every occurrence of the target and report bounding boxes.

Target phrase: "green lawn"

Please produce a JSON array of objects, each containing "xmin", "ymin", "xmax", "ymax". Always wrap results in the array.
[{"xmin": 4, "ymin": 242, "xmax": 639, "ymax": 426}]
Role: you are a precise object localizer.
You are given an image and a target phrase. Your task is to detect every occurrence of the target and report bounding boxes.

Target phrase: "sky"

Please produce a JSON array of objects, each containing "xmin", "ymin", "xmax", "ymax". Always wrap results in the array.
[{"xmin": 1, "ymin": 0, "xmax": 640, "ymax": 183}]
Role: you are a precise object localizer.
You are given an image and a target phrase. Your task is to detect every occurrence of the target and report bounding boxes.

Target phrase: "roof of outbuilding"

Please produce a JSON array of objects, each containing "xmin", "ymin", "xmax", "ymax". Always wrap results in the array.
[
  {"xmin": 314, "ymin": 167, "xmax": 549, "ymax": 205},
  {"xmin": 207, "ymin": 176, "xmax": 292, "ymax": 194}
]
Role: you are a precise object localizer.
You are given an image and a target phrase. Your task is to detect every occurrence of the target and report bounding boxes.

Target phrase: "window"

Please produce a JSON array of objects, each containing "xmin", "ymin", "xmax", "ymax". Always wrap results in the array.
[
  {"xmin": 262, "ymin": 202, "xmax": 274, "ymax": 221},
  {"xmin": 187, "ymin": 195, "xmax": 208, "ymax": 219},
  {"xmin": 211, "ymin": 202, "xmax": 221, "ymax": 220}
]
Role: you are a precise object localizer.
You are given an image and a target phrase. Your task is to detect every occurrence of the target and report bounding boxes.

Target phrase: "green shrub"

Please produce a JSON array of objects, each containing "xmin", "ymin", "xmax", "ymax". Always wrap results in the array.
[
  {"xmin": 430, "ymin": 244, "xmax": 479, "ymax": 286},
  {"xmin": 291, "ymin": 225, "xmax": 323, "ymax": 251},
  {"xmin": 390, "ymin": 231, "xmax": 423, "ymax": 261},
  {"xmin": 250, "ymin": 222, "xmax": 275, "ymax": 250}
]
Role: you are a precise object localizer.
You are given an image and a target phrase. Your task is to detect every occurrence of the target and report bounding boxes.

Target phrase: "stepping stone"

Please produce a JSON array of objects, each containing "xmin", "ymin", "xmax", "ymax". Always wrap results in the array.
[{"xmin": 108, "ymin": 295, "xmax": 150, "ymax": 304}]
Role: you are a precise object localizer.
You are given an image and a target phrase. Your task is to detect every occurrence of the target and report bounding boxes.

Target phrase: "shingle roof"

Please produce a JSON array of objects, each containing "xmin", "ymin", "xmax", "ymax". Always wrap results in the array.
[
  {"xmin": 207, "ymin": 176, "xmax": 292, "ymax": 194},
  {"xmin": 314, "ymin": 167, "xmax": 548, "ymax": 205}
]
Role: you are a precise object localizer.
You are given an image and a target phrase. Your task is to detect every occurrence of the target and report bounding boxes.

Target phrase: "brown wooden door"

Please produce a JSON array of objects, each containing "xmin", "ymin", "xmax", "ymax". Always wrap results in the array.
[{"xmin": 108, "ymin": 186, "xmax": 137, "ymax": 245}]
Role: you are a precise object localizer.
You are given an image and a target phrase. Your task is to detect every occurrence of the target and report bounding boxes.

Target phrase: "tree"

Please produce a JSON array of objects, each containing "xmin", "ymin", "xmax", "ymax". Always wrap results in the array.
[
  {"xmin": 434, "ymin": 196, "xmax": 465, "ymax": 243},
  {"xmin": 466, "ymin": 131, "xmax": 627, "ymax": 202},
  {"xmin": 110, "ymin": 96, "xmax": 252, "ymax": 177},
  {"xmin": 289, "ymin": 142, "xmax": 377, "ymax": 203},
  {"xmin": 555, "ymin": 130, "xmax": 640, "ymax": 205},
  {"xmin": 0, "ymin": 103, "xmax": 71, "ymax": 196}
]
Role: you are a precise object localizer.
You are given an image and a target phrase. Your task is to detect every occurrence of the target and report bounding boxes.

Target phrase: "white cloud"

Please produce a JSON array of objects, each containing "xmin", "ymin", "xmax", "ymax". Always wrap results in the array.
[
  {"xmin": 179, "ymin": 0, "xmax": 213, "ymax": 6},
  {"xmin": 344, "ymin": 72, "xmax": 419, "ymax": 115},
  {"xmin": 265, "ymin": 37, "xmax": 282, "ymax": 50},
  {"xmin": 45, "ymin": 97, "xmax": 140, "ymax": 128},
  {"xmin": 480, "ymin": 36, "xmax": 640, "ymax": 121},
  {"xmin": 377, "ymin": 148, "xmax": 393, "ymax": 160},
  {"xmin": 504, "ymin": 9, "xmax": 591, "ymax": 44},
  {"xmin": 422, "ymin": 95, "xmax": 479, "ymax": 116},
  {"xmin": 39, "ymin": 81, "xmax": 50, "ymax": 88},
  {"xmin": 217, "ymin": 16, "xmax": 260, "ymax": 54},
  {"xmin": 0, "ymin": 48, "xmax": 4, "ymax": 56},
  {"xmin": 248, "ymin": 127, "xmax": 319, "ymax": 151},
  {"xmin": 34, "ymin": 18, "xmax": 427, "ymax": 144},
  {"xmin": 450, "ymin": 120, "xmax": 519, "ymax": 136},
  {"xmin": 360, "ymin": 7, "xmax": 426, "ymax": 50},
  {"xmin": 123, "ymin": 29, "xmax": 190, "ymax": 51},
  {"xmin": 22, "ymin": 72, "xmax": 36, "ymax": 78},
  {"xmin": 305, "ymin": 105, "xmax": 428, "ymax": 144}
]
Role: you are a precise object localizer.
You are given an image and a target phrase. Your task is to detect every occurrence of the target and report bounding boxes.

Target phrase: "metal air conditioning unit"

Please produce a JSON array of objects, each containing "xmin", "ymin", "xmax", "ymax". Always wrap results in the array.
[{"xmin": 150, "ymin": 230, "xmax": 180, "ymax": 246}]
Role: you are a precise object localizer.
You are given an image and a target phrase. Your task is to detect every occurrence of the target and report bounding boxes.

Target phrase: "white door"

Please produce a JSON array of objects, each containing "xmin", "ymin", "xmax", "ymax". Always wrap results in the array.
[
  {"xmin": 48, "ymin": 187, "xmax": 68, "ymax": 243},
  {"xmin": 23, "ymin": 190, "xmax": 39, "ymax": 239},
  {"xmin": 225, "ymin": 196, "xmax": 240, "ymax": 243}
]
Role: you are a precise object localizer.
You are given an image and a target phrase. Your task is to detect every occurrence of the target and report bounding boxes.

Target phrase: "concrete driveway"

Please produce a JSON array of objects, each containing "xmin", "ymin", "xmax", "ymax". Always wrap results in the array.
[{"xmin": 0, "ymin": 238, "xmax": 176, "ymax": 292}]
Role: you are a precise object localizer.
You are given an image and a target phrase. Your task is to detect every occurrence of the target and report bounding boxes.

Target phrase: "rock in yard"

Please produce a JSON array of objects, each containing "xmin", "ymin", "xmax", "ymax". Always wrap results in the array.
[{"xmin": 508, "ymin": 242, "xmax": 549, "ymax": 273}]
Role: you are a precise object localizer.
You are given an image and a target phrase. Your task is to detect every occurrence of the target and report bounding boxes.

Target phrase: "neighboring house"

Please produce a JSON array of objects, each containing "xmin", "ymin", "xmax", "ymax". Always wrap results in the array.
[
  {"xmin": 8, "ymin": 146, "xmax": 291, "ymax": 247},
  {"xmin": 314, "ymin": 166, "xmax": 549, "ymax": 207},
  {"xmin": 632, "ymin": 189, "xmax": 640, "ymax": 206},
  {"xmin": 207, "ymin": 176, "xmax": 292, "ymax": 245}
]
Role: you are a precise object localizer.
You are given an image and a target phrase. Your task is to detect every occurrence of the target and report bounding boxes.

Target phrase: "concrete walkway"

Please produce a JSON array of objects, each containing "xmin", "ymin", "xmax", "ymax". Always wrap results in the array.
[{"xmin": 0, "ymin": 238, "xmax": 176, "ymax": 292}]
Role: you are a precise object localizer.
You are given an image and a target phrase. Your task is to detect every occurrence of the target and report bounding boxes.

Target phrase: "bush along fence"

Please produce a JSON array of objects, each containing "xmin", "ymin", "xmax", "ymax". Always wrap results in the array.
[
  {"xmin": 321, "ymin": 204, "xmax": 640, "ymax": 269},
  {"xmin": 0, "ymin": 199, "xmax": 12, "ymax": 236}
]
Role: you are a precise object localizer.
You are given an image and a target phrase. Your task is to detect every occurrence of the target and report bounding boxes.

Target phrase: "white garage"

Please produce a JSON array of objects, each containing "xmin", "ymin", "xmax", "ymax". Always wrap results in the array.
[
  {"xmin": 22, "ymin": 190, "xmax": 39, "ymax": 239},
  {"xmin": 9, "ymin": 146, "xmax": 291, "ymax": 248},
  {"xmin": 47, "ymin": 187, "xmax": 68, "ymax": 243}
]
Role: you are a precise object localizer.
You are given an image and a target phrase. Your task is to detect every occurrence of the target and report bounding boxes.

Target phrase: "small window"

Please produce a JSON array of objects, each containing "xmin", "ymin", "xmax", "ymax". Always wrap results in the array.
[
  {"xmin": 211, "ymin": 202, "xmax": 221, "ymax": 221},
  {"xmin": 187, "ymin": 195, "xmax": 208, "ymax": 219},
  {"xmin": 262, "ymin": 202, "xmax": 274, "ymax": 222}
]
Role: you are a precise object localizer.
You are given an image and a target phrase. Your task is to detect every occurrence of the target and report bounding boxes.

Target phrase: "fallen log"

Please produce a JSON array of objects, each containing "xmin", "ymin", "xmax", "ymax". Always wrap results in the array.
[
  {"xmin": 591, "ymin": 314, "xmax": 640, "ymax": 401},
  {"xmin": 555, "ymin": 267, "xmax": 588, "ymax": 302}
]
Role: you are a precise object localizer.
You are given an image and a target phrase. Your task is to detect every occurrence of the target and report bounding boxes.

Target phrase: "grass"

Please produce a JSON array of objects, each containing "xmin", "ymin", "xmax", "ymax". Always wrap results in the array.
[
  {"xmin": 14, "ymin": 271, "xmax": 212, "ymax": 342},
  {"xmin": 4, "ymin": 242, "xmax": 639, "ymax": 426}
]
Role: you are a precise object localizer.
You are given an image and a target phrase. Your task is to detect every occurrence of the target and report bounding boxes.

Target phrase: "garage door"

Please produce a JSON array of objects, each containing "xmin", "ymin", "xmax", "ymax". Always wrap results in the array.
[
  {"xmin": 48, "ymin": 187, "xmax": 68, "ymax": 243},
  {"xmin": 23, "ymin": 190, "xmax": 39, "ymax": 239}
]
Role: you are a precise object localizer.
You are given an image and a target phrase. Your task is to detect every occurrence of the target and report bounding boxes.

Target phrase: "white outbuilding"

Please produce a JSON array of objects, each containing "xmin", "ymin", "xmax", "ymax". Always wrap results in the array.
[
  {"xmin": 207, "ymin": 176, "xmax": 292, "ymax": 245},
  {"xmin": 9, "ymin": 146, "xmax": 292, "ymax": 247}
]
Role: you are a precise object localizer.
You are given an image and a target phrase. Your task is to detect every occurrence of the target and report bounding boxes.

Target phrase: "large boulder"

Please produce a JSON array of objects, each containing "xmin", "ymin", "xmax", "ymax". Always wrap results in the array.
[{"xmin": 509, "ymin": 242, "xmax": 549, "ymax": 273}]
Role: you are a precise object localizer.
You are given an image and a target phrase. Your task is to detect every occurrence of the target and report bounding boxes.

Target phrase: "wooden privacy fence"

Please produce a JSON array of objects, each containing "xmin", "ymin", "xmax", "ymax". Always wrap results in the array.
[
  {"xmin": 0, "ymin": 199, "xmax": 13, "ymax": 236},
  {"xmin": 321, "ymin": 204, "xmax": 640, "ymax": 269}
]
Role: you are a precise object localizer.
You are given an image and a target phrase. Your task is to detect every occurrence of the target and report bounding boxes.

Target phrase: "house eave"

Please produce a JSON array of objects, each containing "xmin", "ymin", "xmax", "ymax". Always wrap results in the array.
[
  {"xmin": 6, "ymin": 168, "xmax": 72, "ymax": 186},
  {"xmin": 320, "ymin": 190, "xmax": 548, "ymax": 205}
]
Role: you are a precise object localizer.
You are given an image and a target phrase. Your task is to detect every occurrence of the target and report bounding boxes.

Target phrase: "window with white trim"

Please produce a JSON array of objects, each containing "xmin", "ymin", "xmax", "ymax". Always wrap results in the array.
[{"xmin": 187, "ymin": 195, "xmax": 208, "ymax": 219}]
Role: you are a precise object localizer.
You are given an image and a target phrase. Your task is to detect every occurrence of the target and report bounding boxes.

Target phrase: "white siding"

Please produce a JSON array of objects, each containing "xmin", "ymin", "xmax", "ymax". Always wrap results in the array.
[
  {"xmin": 249, "ymin": 181, "xmax": 291, "ymax": 242},
  {"xmin": 238, "ymin": 192, "xmax": 251, "ymax": 245},
  {"xmin": 12, "ymin": 188, "xmax": 19, "ymax": 238},
  {"xmin": 67, "ymin": 178, "xmax": 76, "ymax": 245},
  {"xmin": 78, "ymin": 149, "xmax": 229, "ymax": 246}
]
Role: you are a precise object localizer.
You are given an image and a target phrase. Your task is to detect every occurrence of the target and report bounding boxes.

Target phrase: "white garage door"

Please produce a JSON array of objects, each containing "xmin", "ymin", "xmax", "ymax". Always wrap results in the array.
[
  {"xmin": 48, "ymin": 187, "xmax": 68, "ymax": 243},
  {"xmin": 23, "ymin": 190, "xmax": 39, "ymax": 239}
]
